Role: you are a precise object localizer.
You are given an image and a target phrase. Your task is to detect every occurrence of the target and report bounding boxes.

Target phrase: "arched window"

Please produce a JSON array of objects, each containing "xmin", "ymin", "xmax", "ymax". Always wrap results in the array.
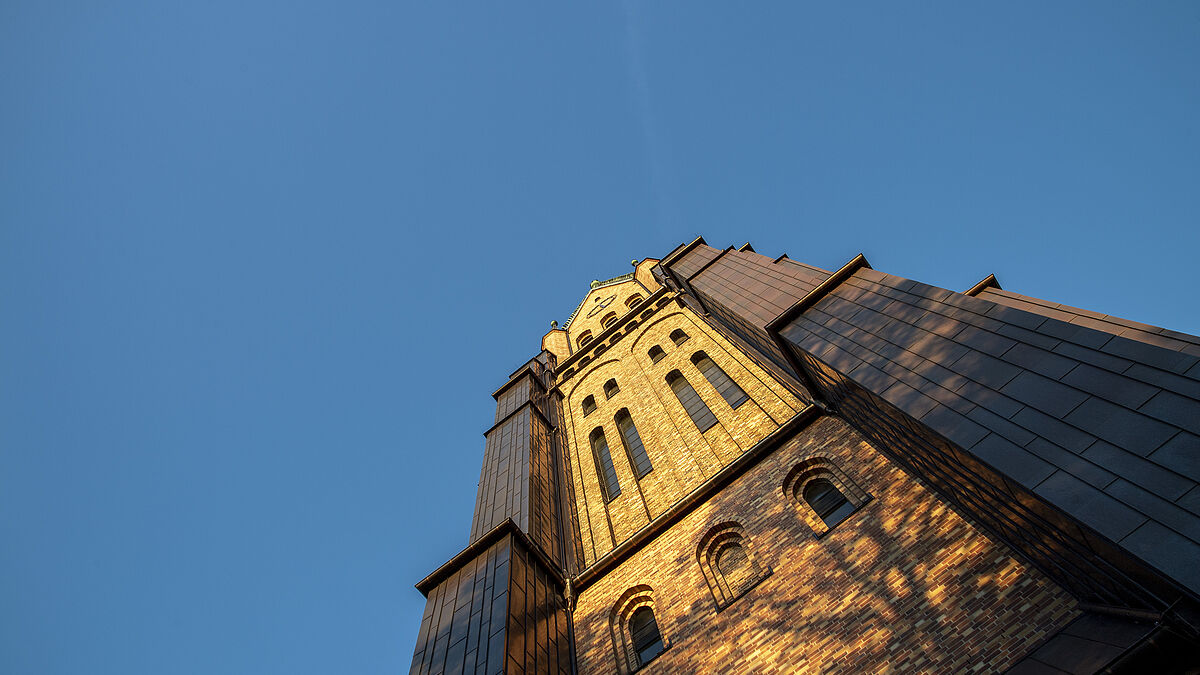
[
  {"xmin": 625, "ymin": 294, "xmax": 643, "ymax": 309},
  {"xmin": 669, "ymin": 328, "xmax": 689, "ymax": 345},
  {"xmin": 601, "ymin": 312, "xmax": 619, "ymax": 329},
  {"xmin": 590, "ymin": 427, "xmax": 621, "ymax": 502},
  {"xmin": 648, "ymin": 345, "xmax": 666, "ymax": 363},
  {"xmin": 630, "ymin": 607, "xmax": 664, "ymax": 667},
  {"xmin": 616, "ymin": 409, "xmax": 652, "ymax": 478},
  {"xmin": 804, "ymin": 479, "xmax": 855, "ymax": 528},
  {"xmin": 697, "ymin": 522, "xmax": 769, "ymax": 609},
  {"xmin": 691, "ymin": 351, "xmax": 749, "ymax": 409},
  {"xmin": 783, "ymin": 456, "xmax": 871, "ymax": 536},
  {"xmin": 611, "ymin": 586, "xmax": 665, "ymax": 672},
  {"xmin": 604, "ymin": 378, "xmax": 620, "ymax": 399},
  {"xmin": 666, "ymin": 370, "xmax": 718, "ymax": 432},
  {"xmin": 582, "ymin": 395, "xmax": 597, "ymax": 416},
  {"xmin": 576, "ymin": 331, "xmax": 593, "ymax": 349}
]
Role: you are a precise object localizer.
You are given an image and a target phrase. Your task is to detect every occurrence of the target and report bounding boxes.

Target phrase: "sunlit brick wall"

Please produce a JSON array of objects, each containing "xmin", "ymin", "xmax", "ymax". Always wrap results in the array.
[
  {"xmin": 557, "ymin": 296, "xmax": 805, "ymax": 566},
  {"xmin": 572, "ymin": 416, "xmax": 1078, "ymax": 674}
]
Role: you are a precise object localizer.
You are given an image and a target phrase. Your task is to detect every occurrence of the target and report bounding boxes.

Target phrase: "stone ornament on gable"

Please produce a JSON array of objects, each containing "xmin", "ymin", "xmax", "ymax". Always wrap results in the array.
[{"xmin": 586, "ymin": 294, "xmax": 617, "ymax": 318}]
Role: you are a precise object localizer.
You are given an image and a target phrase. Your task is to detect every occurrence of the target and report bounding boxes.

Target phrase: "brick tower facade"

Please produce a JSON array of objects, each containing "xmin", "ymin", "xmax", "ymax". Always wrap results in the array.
[{"xmin": 408, "ymin": 239, "xmax": 1200, "ymax": 674}]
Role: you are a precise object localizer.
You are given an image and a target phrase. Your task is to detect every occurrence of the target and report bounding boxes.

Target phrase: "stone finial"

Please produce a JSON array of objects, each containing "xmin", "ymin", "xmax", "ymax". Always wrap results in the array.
[
  {"xmin": 550, "ymin": 320, "xmax": 558, "ymax": 329},
  {"xmin": 632, "ymin": 259, "xmax": 639, "ymax": 267}
]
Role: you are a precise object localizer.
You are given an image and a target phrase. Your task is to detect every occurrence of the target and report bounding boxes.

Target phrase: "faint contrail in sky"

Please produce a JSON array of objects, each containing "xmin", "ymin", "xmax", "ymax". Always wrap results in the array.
[{"xmin": 621, "ymin": 0, "xmax": 678, "ymax": 234}]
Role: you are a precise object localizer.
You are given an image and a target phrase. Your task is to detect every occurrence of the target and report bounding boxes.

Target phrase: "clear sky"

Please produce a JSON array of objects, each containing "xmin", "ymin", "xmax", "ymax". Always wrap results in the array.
[{"xmin": 2, "ymin": 2, "xmax": 1199, "ymax": 673}]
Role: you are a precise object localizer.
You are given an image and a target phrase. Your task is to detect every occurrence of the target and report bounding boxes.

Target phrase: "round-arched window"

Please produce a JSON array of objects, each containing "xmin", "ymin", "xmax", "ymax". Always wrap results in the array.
[
  {"xmin": 629, "ymin": 606, "xmax": 664, "ymax": 666},
  {"xmin": 803, "ymin": 478, "xmax": 855, "ymax": 528}
]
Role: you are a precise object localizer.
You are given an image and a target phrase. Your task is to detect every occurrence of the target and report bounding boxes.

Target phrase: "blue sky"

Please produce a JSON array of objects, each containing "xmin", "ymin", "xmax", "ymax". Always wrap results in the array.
[{"xmin": 2, "ymin": 2, "xmax": 1199, "ymax": 673}]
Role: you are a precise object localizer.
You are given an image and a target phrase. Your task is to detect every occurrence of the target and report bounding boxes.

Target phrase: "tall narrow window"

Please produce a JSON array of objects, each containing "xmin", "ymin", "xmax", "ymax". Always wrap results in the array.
[
  {"xmin": 669, "ymin": 328, "xmax": 689, "ymax": 345},
  {"xmin": 582, "ymin": 395, "xmax": 597, "ymax": 416},
  {"xmin": 666, "ymin": 370, "xmax": 718, "ymax": 432},
  {"xmin": 691, "ymin": 351, "xmax": 749, "ymax": 409},
  {"xmin": 629, "ymin": 607, "xmax": 664, "ymax": 667},
  {"xmin": 804, "ymin": 478, "xmax": 855, "ymax": 528},
  {"xmin": 604, "ymin": 378, "xmax": 620, "ymax": 399},
  {"xmin": 648, "ymin": 345, "xmax": 666, "ymax": 363},
  {"xmin": 616, "ymin": 409, "xmax": 652, "ymax": 479},
  {"xmin": 590, "ymin": 427, "xmax": 621, "ymax": 502}
]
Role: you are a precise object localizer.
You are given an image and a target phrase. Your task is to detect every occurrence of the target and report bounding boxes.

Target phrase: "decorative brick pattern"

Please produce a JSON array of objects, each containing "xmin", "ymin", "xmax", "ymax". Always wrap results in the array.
[
  {"xmin": 559, "ymin": 300, "xmax": 805, "ymax": 567},
  {"xmin": 782, "ymin": 267, "xmax": 1200, "ymax": 598},
  {"xmin": 565, "ymin": 279, "xmax": 653, "ymax": 354},
  {"xmin": 408, "ymin": 240, "xmax": 1200, "ymax": 675},
  {"xmin": 665, "ymin": 241, "xmax": 1200, "ymax": 609},
  {"xmin": 572, "ymin": 417, "xmax": 1078, "ymax": 674}
]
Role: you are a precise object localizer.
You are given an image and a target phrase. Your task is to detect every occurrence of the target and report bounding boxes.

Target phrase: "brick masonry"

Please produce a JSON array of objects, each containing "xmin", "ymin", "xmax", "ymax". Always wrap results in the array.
[
  {"xmin": 408, "ymin": 238, "xmax": 1200, "ymax": 674},
  {"xmin": 573, "ymin": 416, "xmax": 1078, "ymax": 674},
  {"xmin": 664, "ymin": 241, "xmax": 1200, "ymax": 611},
  {"xmin": 556, "ymin": 287, "xmax": 806, "ymax": 567}
]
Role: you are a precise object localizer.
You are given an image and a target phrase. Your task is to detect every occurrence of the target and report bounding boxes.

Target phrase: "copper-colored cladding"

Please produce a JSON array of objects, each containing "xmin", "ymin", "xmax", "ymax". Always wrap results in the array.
[{"xmin": 408, "ymin": 239, "xmax": 1200, "ymax": 674}]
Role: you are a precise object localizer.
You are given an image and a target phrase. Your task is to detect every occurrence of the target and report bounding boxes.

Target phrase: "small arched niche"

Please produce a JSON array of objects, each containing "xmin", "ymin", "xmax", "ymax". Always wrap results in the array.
[{"xmin": 696, "ymin": 521, "xmax": 770, "ymax": 609}]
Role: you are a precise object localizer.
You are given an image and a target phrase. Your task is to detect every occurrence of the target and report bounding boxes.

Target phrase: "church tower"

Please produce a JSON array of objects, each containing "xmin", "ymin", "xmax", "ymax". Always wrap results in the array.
[{"xmin": 408, "ymin": 239, "xmax": 1200, "ymax": 674}]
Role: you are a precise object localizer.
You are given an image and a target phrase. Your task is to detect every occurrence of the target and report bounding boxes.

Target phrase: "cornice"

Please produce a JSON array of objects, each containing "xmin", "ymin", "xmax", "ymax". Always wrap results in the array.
[
  {"xmin": 964, "ymin": 273, "xmax": 1002, "ymax": 297},
  {"xmin": 764, "ymin": 253, "xmax": 871, "ymax": 335},
  {"xmin": 685, "ymin": 245, "xmax": 735, "ymax": 283},
  {"xmin": 655, "ymin": 238, "xmax": 718, "ymax": 316},
  {"xmin": 659, "ymin": 236, "xmax": 707, "ymax": 270},
  {"xmin": 761, "ymin": 254, "xmax": 871, "ymax": 410},
  {"xmin": 482, "ymin": 398, "xmax": 554, "ymax": 438},
  {"xmin": 415, "ymin": 518, "xmax": 566, "ymax": 597},
  {"xmin": 572, "ymin": 405, "xmax": 821, "ymax": 594},
  {"xmin": 492, "ymin": 363, "xmax": 544, "ymax": 401}
]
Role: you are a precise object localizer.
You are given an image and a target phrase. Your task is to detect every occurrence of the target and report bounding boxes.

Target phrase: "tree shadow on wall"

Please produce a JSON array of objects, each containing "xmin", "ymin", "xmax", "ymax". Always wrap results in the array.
[{"xmin": 662, "ymin": 458, "xmax": 1074, "ymax": 674}]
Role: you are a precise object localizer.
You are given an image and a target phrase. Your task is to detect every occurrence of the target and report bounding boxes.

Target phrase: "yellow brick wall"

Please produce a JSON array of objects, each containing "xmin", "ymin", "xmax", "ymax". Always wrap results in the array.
[
  {"xmin": 557, "ymin": 295, "xmax": 806, "ymax": 566},
  {"xmin": 542, "ymin": 329, "xmax": 570, "ymax": 364},
  {"xmin": 567, "ymin": 279, "xmax": 652, "ymax": 353},
  {"xmin": 572, "ymin": 416, "xmax": 1079, "ymax": 674},
  {"xmin": 633, "ymin": 258, "xmax": 659, "ymax": 292}
]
